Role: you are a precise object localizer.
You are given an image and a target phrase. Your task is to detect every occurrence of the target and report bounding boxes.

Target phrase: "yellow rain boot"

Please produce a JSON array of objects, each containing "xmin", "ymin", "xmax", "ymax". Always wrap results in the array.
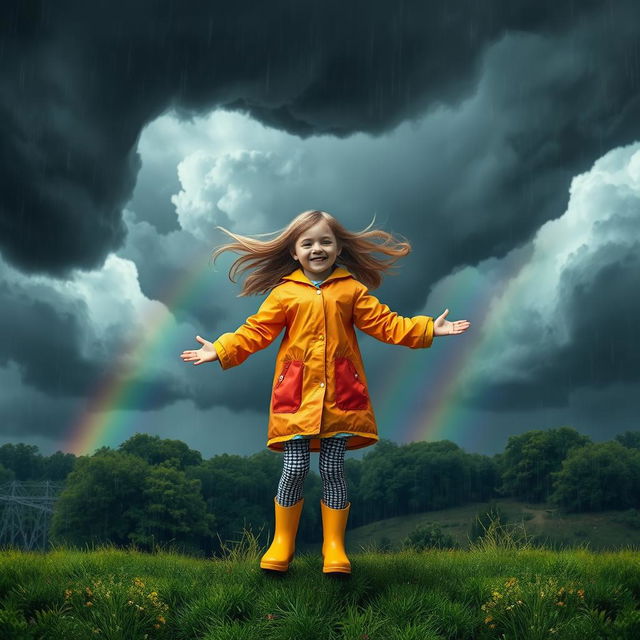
[
  {"xmin": 260, "ymin": 497, "xmax": 304, "ymax": 572},
  {"xmin": 320, "ymin": 499, "xmax": 351, "ymax": 574}
]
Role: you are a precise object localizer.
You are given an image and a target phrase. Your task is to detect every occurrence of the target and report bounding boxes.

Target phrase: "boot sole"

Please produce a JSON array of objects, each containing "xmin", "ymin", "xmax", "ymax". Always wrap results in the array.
[
  {"xmin": 260, "ymin": 560, "xmax": 290, "ymax": 572},
  {"xmin": 322, "ymin": 565, "xmax": 351, "ymax": 574}
]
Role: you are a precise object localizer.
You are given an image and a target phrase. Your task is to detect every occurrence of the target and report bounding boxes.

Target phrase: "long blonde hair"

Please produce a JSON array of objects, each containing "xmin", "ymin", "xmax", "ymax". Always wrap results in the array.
[{"xmin": 210, "ymin": 210, "xmax": 412, "ymax": 296}]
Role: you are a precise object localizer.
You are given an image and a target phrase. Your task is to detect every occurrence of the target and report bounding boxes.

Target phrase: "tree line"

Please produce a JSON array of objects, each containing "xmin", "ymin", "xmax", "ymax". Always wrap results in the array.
[{"xmin": 1, "ymin": 426, "xmax": 639, "ymax": 556}]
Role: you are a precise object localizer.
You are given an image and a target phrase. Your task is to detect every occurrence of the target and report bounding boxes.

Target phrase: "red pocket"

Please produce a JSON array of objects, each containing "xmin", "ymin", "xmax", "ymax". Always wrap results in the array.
[
  {"xmin": 272, "ymin": 360, "xmax": 304, "ymax": 413},
  {"xmin": 334, "ymin": 357, "xmax": 369, "ymax": 410}
]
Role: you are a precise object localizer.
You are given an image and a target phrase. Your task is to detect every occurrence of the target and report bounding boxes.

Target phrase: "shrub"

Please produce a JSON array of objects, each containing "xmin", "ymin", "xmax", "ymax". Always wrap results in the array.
[{"xmin": 401, "ymin": 522, "xmax": 455, "ymax": 551}]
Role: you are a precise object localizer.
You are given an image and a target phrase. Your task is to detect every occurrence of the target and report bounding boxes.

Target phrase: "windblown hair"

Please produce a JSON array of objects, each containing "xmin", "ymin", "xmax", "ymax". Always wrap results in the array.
[{"xmin": 210, "ymin": 210, "xmax": 412, "ymax": 296}]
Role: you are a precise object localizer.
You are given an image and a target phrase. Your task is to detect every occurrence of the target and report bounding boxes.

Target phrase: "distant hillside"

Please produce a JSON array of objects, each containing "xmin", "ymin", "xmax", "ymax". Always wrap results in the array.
[{"xmin": 298, "ymin": 497, "xmax": 640, "ymax": 554}]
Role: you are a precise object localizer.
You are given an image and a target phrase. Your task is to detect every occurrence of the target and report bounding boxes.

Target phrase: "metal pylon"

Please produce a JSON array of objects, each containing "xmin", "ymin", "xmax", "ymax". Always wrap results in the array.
[{"xmin": 0, "ymin": 481, "xmax": 65, "ymax": 551}]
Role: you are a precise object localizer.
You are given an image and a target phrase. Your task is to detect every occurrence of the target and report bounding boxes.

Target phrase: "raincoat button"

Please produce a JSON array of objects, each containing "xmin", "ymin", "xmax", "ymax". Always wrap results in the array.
[
  {"xmin": 320, "ymin": 382, "xmax": 325, "ymax": 388},
  {"xmin": 316, "ymin": 290, "xmax": 321, "ymax": 295},
  {"xmin": 319, "ymin": 335, "xmax": 324, "ymax": 340},
  {"xmin": 278, "ymin": 375, "xmax": 284, "ymax": 382}
]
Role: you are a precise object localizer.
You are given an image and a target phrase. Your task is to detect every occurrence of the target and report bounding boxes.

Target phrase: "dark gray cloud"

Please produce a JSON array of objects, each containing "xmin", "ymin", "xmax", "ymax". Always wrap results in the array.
[
  {"xmin": 116, "ymin": 214, "xmax": 231, "ymax": 329},
  {"xmin": 1, "ymin": 0, "xmax": 629, "ymax": 277},
  {"xmin": 2, "ymin": 0, "xmax": 640, "ymax": 454},
  {"xmin": 0, "ymin": 257, "xmax": 187, "ymax": 410},
  {"xmin": 0, "ymin": 278, "xmax": 99, "ymax": 396},
  {"xmin": 456, "ymin": 141, "xmax": 640, "ymax": 413}
]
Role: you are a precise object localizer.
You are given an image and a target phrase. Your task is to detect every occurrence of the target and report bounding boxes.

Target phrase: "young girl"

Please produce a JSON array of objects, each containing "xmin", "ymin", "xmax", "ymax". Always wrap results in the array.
[{"xmin": 180, "ymin": 210, "xmax": 470, "ymax": 575}]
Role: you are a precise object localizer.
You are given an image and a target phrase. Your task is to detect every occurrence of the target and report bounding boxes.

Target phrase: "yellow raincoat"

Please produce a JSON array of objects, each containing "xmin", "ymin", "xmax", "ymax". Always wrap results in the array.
[{"xmin": 213, "ymin": 267, "xmax": 434, "ymax": 452}]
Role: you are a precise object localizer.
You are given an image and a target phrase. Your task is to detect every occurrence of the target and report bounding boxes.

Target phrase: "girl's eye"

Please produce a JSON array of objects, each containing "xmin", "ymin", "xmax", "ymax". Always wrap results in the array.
[{"xmin": 302, "ymin": 241, "xmax": 332, "ymax": 246}]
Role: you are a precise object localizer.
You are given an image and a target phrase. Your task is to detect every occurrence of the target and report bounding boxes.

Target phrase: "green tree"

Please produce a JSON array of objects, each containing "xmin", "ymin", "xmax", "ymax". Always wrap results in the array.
[
  {"xmin": 187, "ymin": 449, "xmax": 318, "ymax": 552},
  {"xmin": 499, "ymin": 427, "xmax": 590, "ymax": 502},
  {"xmin": 50, "ymin": 450, "xmax": 150, "ymax": 547},
  {"xmin": 128, "ymin": 462, "xmax": 215, "ymax": 554},
  {"xmin": 550, "ymin": 441, "xmax": 640, "ymax": 512},
  {"xmin": 616, "ymin": 430, "xmax": 640, "ymax": 450},
  {"xmin": 358, "ymin": 439, "xmax": 499, "ymax": 522},
  {"xmin": 0, "ymin": 443, "xmax": 44, "ymax": 480},
  {"xmin": 0, "ymin": 462, "xmax": 15, "ymax": 484},
  {"xmin": 42, "ymin": 450, "xmax": 77, "ymax": 481},
  {"xmin": 118, "ymin": 433, "xmax": 202, "ymax": 470}
]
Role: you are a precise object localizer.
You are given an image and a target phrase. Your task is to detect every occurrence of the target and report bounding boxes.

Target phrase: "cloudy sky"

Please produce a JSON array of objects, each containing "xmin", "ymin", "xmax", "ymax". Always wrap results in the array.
[{"xmin": 1, "ymin": 0, "xmax": 639, "ymax": 461}]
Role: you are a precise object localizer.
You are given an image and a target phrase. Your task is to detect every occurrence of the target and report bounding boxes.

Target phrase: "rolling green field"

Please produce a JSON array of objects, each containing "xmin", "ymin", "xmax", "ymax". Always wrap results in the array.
[
  {"xmin": 1, "ymin": 524, "xmax": 640, "ymax": 640},
  {"xmin": 321, "ymin": 497, "xmax": 640, "ymax": 555}
]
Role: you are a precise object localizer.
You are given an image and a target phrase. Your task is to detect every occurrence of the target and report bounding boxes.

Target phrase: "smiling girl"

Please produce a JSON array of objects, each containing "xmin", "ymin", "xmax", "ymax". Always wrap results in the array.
[{"xmin": 180, "ymin": 210, "xmax": 470, "ymax": 574}]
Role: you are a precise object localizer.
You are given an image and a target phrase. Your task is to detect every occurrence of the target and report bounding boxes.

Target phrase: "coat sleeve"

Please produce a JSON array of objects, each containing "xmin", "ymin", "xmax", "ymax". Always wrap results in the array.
[
  {"xmin": 352, "ymin": 282, "xmax": 434, "ymax": 348},
  {"xmin": 212, "ymin": 289, "xmax": 287, "ymax": 369}
]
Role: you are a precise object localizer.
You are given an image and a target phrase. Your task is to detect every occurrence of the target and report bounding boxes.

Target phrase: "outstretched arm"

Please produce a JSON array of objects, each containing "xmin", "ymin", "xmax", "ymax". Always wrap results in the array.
[
  {"xmin": 180, "ymin": 289, "xmax": 287, "ymax": 370},
  {"xmin": 212, "ymin": 289, "xmax": 287, "ymax": 369},
  {"xmin": 352, "ymin": 283, "xmax": 470, "ymax": 346},
  {"xmin": 352, "ymin": 283, "xmax": 434, "ymax": 348}
]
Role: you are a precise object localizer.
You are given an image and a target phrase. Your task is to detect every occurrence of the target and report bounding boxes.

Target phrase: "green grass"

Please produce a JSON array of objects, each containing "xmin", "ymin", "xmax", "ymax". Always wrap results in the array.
[{"xmin": 1, "ymin": 521, "xmax": 640, "ymax": 640}]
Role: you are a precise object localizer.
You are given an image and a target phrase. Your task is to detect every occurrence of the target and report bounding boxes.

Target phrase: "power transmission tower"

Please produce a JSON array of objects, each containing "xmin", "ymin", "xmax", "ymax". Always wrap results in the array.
[{"xmin": 0, "ymin": 480, "xmax": 65, "ymax": 551}]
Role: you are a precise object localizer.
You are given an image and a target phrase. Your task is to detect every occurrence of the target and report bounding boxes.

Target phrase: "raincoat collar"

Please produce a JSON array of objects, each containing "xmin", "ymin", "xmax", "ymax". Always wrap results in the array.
[{"xmin": 281, "ymin": 266, "xmax": 353, "ymax": 287}]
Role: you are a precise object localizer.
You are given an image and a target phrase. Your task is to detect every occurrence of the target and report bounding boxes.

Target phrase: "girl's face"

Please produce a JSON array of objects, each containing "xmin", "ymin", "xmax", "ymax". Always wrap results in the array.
[{"xmin": 291, "ymin": 220, "xmax": 341, "ymax": 281}]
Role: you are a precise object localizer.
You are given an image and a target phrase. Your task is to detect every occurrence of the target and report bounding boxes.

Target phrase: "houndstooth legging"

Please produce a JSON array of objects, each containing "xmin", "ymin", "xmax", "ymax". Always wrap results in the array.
[{"xmin": 276, "ymin": 437, "xmax": 348, "ymax": 509}]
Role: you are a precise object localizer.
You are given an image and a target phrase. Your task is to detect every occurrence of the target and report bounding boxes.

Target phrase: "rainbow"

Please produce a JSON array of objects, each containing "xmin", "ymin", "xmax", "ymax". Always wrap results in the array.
[
  {"xmin": 373, "ymin": 247, "xmax": 531, "ymax": 452},
  {"xmin": 63, "ymin": 249, "xmax": 220, "ymax": 456},
  {"xmin": 64, "ymin": 243, "xmax": 530, "ymax": 457}
]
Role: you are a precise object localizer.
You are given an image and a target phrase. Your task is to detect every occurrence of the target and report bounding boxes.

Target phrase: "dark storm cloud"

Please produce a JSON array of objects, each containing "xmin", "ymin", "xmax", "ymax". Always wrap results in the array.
[
  {"xmin": 558, "ymin": 243, "xmax": 640, "ymax": 390},
  {"xmin": 390, "ymin": 14, "xmax": 640, "ymax": 305},
  {"xmin": 0, "ymin": 266, "xmax": 187, "ymax": 411},
  {"xmin": 0, "ymin": 278, "xmax": 100, "ymax": 395},
  {"xmin": 0, "ymin": 0, "xmax": 626, "ymax": 277},
  {"xmin": 116, "ymin": 215, "xmax": 232, "ymax": 329},
  {"xmin": 462, "ymin": 238, "xmax": 640, "ymax": 412}
]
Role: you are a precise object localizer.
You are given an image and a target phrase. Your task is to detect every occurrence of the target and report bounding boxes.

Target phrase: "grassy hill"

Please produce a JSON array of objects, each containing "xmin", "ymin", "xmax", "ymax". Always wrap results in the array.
[
  {"xmin": 298, "ymin": 497, "xmax": 640, "ymax": 554},
  {"xmin": 2, "ymin": 532, "xmax": 640, "ymax": 639}
]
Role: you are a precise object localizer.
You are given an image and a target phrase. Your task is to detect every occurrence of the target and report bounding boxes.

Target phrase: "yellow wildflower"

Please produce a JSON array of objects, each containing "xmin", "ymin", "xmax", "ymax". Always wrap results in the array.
[
  {"xmin": 485, "ymin": 616, "xmax": 493, "ymax": 624},
  {"xmin": 577, "ymin": 589, "xmax": 585, "ymax": 598},
  {"xmin": 85, "ymin": 601, "xmax": 93, "ymax": 607}
]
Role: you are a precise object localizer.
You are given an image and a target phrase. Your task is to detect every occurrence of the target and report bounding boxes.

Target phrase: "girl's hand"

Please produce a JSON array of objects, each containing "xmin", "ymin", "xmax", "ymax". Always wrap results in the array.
[
  {"xmin": 180, "ymin": 336, "xmax": 219, "ymax": 365},
  {"xmin": 433, "ymin": 309, "xmax": 471, "ymax": 337}
]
